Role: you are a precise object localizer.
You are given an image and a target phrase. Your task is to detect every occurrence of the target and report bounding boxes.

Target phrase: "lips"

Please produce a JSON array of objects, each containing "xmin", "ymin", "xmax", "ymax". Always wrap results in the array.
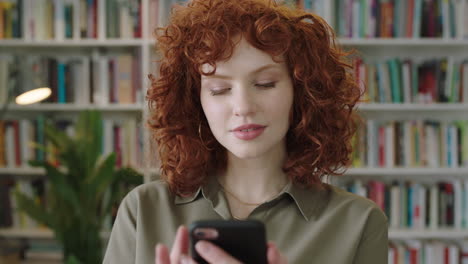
[
  {"xmin": 231, "ymin": 124, "xmax": 266, "ymax": 140},
  {"xmin": 232, "ymin": 124, "xmax": 266, "ymax": 132}
]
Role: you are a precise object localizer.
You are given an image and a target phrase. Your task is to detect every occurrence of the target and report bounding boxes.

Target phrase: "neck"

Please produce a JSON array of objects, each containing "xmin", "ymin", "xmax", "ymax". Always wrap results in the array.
[{"xmin": 218, "ymin": 145, "xmax": 289, "ymax": 203}]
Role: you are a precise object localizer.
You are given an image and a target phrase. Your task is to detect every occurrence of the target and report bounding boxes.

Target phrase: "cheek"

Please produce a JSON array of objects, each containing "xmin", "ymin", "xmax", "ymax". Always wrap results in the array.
[
  {"xmin": 201, "ymin": 98, "xmax": 226, "ymax": 127},
  {"xmin": 267, "ymin": 89, "xmax": 293, "ymax": 121}
]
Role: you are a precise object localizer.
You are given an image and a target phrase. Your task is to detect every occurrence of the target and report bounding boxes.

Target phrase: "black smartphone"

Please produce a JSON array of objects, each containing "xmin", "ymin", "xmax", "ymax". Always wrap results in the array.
[{"xmin": 189, "ymin": 219, "xmax": 268, "ymax": 264}]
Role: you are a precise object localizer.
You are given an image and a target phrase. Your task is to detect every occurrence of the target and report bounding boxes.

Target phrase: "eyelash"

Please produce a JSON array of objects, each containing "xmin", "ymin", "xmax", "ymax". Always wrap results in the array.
[{"xmin": 210, "ymin": 82, "xmax": 277, "ymax": 96}]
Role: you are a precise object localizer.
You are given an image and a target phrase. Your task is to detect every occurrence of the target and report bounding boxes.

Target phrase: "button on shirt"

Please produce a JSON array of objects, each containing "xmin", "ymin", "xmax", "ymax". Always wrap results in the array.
[{"xmin": 103, "ymin": 176, "xmax": 388, "ymax": 264}]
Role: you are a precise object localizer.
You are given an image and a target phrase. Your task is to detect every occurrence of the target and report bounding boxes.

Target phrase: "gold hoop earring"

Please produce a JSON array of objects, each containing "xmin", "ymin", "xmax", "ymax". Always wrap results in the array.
[{"xmin": 198, "ymin": 123, "xmax": 213, "ymax": 151}]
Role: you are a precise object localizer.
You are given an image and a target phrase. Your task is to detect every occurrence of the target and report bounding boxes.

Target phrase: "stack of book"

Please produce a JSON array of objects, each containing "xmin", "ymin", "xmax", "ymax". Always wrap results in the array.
[
  {"xmin": 353, "ymin": 57, "xmax": 468, "ymax": 104},
  {"xmin": 388, "ymin": 240, "xmax": 468, "ymax": 264},
  {"xmin": 342, "ymin": 180, "xmax": 468, "ymax": 230},
  {"xmin": 0, "ymin": 0, "xmax": 143, "ymax": 40},
  {"xmin": 0, "ymin": 53, "xmax": 142, "ymax": 105},
  {"xmin": 352, "ymin": 120, "xmax": 468, "ymax": 168},
  {"xmin": 0, "ymin": 117, "xmax": 144, "ymax": 169},
  {"xmin": 334, "ymin": 0, "xmax": 468, "ymax": 39}
]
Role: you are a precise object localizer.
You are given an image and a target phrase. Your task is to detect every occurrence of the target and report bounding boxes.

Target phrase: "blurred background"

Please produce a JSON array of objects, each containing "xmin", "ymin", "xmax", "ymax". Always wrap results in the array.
[{"xmin": 0, "ymin": 0, "xmax": 467, "ymax": 263}]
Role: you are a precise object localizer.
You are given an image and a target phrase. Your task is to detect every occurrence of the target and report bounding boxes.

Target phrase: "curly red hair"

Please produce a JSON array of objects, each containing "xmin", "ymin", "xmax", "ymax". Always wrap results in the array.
[{"xmin": 147, "ymin": 0, "xmax": 361, "ymax": 196}]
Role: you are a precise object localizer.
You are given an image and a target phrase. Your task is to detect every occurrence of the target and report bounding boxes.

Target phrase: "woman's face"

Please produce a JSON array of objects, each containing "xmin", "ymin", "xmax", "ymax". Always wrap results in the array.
[{"xmin": 200, "ymin": 37, "xmax": 294, "ymax": 160}]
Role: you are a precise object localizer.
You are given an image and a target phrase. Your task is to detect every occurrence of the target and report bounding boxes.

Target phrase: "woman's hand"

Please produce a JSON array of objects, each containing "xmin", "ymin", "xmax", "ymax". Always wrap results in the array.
[
  {"xmin": 155, "ymin": 226, "xmax": 193, "ymax": 264},
  {"xmin": 193, "ymin": 241, "xmax": 287, "ymax": 264},
  {"xmin": 155, "ymin": 225, "xmax": 287, "ymax": 264}
]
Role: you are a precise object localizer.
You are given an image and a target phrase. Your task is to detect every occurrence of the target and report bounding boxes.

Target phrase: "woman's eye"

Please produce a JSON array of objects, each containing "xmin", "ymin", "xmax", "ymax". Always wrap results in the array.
[
  {"xmin": 256, "ymin": 82, "xmax": 276, "ymax": 88},
  {"xmin": 210, "ymin": 88, "xmax": 230, "ymax": 96}
]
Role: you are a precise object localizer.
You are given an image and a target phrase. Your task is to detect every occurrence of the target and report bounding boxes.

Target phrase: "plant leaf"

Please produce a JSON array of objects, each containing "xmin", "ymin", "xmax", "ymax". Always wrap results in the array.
[
  {"xmin": 88, "ymin": 153, "xmax": 116, "ymax": 203},
  {"xmin": 15, "ymin": 191, "xmax": 54, "ymax": 228},
  {"xmin": 41, "ymin": 162, "xmax": 81, "ymax": 213},
  {"xmin": 65, "ymin": 255, "xmax": 83, "ymax": 264}
]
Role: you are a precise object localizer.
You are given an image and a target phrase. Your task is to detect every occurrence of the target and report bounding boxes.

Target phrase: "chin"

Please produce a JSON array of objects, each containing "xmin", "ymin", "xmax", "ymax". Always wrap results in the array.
[{"xmin": 228, "ymin": 146, "xmax": 269, "ymax": 160}]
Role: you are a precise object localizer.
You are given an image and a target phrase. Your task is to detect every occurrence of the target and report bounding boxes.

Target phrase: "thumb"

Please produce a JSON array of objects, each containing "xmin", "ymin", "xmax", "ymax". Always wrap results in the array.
[
  {"xmin": 267, "ymin": 242, "xmax": 287, "ymax": 264},
  {"xmin": 155, "ymin": 244, "xmax": 170, "ymax": 264}
]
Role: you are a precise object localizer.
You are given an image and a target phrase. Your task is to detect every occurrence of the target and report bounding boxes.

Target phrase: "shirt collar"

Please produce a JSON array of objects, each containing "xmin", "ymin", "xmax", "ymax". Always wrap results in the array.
[
  {"xmin": 174, "ymin": 175, "xmax": 331, "ymax": 221},
  {"xmin": 283, "ymin": 180, "xmax": 331, "ymax": 221},
  {"xmin": 174, "ymin": 175, "xmax": 219, "ymax": 205}
]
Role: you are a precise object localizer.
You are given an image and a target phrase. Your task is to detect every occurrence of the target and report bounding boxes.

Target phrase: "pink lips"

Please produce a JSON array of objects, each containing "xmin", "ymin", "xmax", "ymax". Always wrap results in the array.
[{"xmin": 231, "ymin": 124, "xmax": 266, "ymax": 140}]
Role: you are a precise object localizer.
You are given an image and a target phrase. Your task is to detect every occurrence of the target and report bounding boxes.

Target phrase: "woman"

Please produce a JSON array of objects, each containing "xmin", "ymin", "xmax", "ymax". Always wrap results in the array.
[{"xmin": 103, "ymin": 0, "xmax": 388, "ymax": 263}]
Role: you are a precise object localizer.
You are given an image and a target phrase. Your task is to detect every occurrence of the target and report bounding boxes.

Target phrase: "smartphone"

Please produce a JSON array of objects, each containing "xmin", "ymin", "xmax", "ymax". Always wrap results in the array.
[{"xmin": 189, "ymin": 219, "xmax": 268, "ymax": 264}]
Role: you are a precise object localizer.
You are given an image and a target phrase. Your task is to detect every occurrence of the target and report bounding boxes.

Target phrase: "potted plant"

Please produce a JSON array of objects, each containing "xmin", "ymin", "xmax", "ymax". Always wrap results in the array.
[{"xmin": 15, "ymin": 110, "xmax": 143, "ymax": 264}]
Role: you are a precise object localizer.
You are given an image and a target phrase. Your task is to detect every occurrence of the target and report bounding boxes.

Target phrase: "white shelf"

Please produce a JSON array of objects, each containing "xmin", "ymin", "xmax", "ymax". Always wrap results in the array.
[
  {"xmin": 339, "ymin": 38, "xmax": 468, "ymax": 47},
  {"xmin": 0, "ymin": 167, "xmax": 44, "ymax": 175},
  {"xmin": 346, "ymin": 167, "xmax": 468, "ymax": 177},
  {"xmin": 389, "ymin": 229, "xmax": 468, "ymax": 240},
  {"xmin": 0, "ymin": 228, "xmax": 54, "ymax": 239},
  {"xmin": 7, "ymin": 104, "xmax": 143, "ymax": 112},
  {"xmin": 0, "ymin": 38, "xmax": 149, "ymax": 47},
  {"xmin": 355, "ymin": 103, "xmax": 468, "ymax": 120},
  {"xmin": 2, "ymin": 227, "xmax": 466, "ymax": 240},
  {"xmin": 0, "ymin": 228, "xmax": 110, "ymax": 239},
  {"xmin": 357, "ymin": 103, "xmax": 468, "ymax": 111}
]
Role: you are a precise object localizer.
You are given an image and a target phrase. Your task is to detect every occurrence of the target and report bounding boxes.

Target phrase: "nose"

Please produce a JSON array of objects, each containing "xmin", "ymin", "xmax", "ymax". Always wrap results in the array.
[{"xmin": 232, "ymin": 86, "xmax": 257, "ymax": 117}]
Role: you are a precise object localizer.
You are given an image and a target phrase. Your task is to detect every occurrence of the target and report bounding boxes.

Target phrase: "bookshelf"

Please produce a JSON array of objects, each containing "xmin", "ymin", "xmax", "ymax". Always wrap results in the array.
[
  {"xmin": 0, "ymin": 1, "xmax": 158, "ymax": 262},
  {"xmin": 326, "ymin": 0, "xmax": 468, "ymax": 262},
  {"xmin": 1, "ymin": 0, "xmax": 468, "ymax": 262}
]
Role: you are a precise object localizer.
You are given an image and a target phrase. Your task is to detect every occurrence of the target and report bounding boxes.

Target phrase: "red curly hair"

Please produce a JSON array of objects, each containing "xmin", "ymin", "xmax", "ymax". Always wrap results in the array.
[{"xmin": 147, "ymin": 0, "xmax": 361, "ymax": 196}]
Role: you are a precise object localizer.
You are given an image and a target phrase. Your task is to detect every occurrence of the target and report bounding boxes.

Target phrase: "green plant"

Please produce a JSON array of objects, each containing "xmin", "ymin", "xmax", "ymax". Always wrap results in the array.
[{"xmin": 15, "ymin": 110, "xmax": 143, "ymax": 264}]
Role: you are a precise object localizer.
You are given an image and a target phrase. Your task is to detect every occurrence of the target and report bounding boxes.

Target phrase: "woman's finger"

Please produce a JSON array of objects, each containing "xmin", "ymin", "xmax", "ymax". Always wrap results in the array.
[
  {"xmin": 195, "ymin": 241, "xmax": 242, "ymax": 264},
  {"xmin": 180, "ymin": 254, "xmax": 199, "ymax": 264},
  {"xmin": 267, "ymin": 242, "xmax": 287, "ymax": 264},
  {"xmin": 155, "ymin": 244, "xmax": 171, "ymax": 264},
  {"xmin": 170, "ymin": 226, "xmax": 190, "ymax": 263}
]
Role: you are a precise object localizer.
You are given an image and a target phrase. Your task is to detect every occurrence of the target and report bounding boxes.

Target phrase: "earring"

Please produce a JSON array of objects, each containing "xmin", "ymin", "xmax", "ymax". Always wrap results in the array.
[{"xmin": 198, "ymin": 123, "xmax": 214, "ymax": 151}]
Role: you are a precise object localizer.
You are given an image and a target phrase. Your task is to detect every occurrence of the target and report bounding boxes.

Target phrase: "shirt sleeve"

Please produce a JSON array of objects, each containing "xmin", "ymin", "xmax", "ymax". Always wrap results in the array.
[
  {"xmin": 352, "ymin": 206, "xmax": 389, "ymax": 264},
  {"xmin": 103, "ymin": 191, "xmax": 138, "ymax": 264}
]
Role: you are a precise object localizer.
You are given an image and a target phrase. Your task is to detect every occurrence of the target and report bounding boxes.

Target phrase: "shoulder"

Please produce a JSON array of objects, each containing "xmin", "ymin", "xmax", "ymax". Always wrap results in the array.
[
  {"xmin": 121, "ymin": 180, "xmax": 174, "ymax": 208},
  {"xmin": 325, "ymin": 184, "xmax": 388, "ymax": 224}
]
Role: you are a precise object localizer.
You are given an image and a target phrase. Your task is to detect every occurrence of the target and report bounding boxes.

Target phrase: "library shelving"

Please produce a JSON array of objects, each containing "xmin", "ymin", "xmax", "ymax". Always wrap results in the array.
[
  {"xmin": 327, "ymin": 0, "xmax": 468, "ymax": 262},
  {"xmin": 0, "ymin": 1, "xmax": 160, "ymax": 260},
  {"xmin": 2, "ymin": 0, "xmax": 468, "ymax": 262}
]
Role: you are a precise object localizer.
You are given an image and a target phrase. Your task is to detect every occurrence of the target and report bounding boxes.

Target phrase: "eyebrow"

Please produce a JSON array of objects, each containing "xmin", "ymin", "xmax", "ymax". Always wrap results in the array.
[{"xmin": 202, "ymin": 64, "xmax": 281, "ymax": 80}]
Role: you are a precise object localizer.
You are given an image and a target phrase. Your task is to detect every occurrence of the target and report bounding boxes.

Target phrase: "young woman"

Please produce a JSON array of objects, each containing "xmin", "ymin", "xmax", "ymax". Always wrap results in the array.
[{"xmin": 103, "ymin": 0, "xmax": 388, "ymax": 263}]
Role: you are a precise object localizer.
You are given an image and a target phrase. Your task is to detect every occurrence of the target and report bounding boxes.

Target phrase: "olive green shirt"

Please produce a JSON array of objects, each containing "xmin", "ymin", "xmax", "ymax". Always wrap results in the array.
[{"xmin": 103, "ymin": 176, "xmax": 388, "ymax": 264}]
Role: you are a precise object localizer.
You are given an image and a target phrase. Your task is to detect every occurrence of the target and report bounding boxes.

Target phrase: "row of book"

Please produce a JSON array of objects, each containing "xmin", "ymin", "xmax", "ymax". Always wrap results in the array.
[
  {"xmin": 0, "ymin": 117, "xmax": 144, "ymax": 169},
  {"xmin": 151, "ymin": 0, "xmax": 188, "ymax": 27},
  {"xmin": 0, "ymin": 52, "xmax": 143, "ymax": 104},
  {"xmin": 335, "ymin": 0, "xmax": 468, "ymax": 39},
  {"xmin": 0, "ymin": 0, "xmax": 142, "ymax": 40},
  {"xmin": 388, "ymin": 240, "xmax": 468, "ymax": 264},
  {"xmin": 0, "ymin": 238, "xmax": 63, "ymax": 264},
  {"xmin": 274, "ymin": 0, "xmax": 326, "ymax": 14},
  {"xmin": 152, "ymin": 0, "xmax": 327, "ymax": 28},
  {"xmin": 352, "ymin": 120, "xmax": 468, "ymax": 168},
  {"xmin": 0, "ymin": 178, "xmax": 43, "ymax": 229},
  {"xmin": 355, "ymin": 57, "xmax": 468, "ymax": 104},
  {"xmin": 341, "ymin": 180, "xmax": 468, "ymax": 230},
  {"xmin": 106, "ymin": 0, "xmax": 142, "ymax": 39}
]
